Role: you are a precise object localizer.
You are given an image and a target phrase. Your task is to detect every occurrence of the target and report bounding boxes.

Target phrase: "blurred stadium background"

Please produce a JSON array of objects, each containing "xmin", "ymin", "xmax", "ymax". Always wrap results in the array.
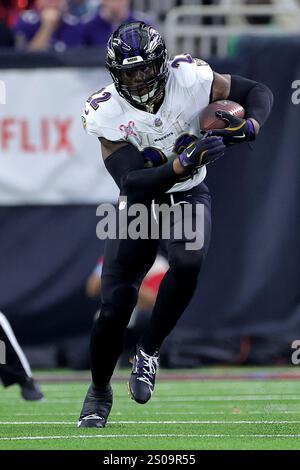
[{"xmin": 0, "ymin": 0, "xmax": 299, "ymax": 373}]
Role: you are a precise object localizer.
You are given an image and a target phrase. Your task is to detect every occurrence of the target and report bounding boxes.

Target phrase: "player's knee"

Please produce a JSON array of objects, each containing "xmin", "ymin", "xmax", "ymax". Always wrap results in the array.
[
  {"xmin": 169, "ymin": 249, "xmax": 204, "ymax": 278},
  {"xmin": 98, "ymin": 284, "xmax": 138, "ymax": 325}
]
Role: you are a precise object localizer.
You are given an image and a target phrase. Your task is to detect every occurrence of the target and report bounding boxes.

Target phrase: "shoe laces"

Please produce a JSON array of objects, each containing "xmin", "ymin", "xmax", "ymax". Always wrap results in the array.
[
  {"xmin": 81, "ymin": 413, "xmax": 103, "ymax": 421},
  {"xmin": 136, "ymin": 349, "xmax": 159, "ymax": 388}
]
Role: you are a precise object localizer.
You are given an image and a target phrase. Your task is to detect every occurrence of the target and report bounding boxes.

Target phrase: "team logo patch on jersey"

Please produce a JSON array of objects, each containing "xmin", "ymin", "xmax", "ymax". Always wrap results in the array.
[
  {"xmin": 154, "ymin": 118, "xmax": 163, "ymax": 127},
  {"xmin": 119, "ymin": 121, "xmax": 137, "ymax": 139}
]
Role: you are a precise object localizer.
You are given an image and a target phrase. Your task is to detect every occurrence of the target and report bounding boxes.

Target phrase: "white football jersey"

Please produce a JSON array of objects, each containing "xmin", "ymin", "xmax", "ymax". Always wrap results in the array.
[{"xmin": 82, "ymin": 54, "xmax": 213, "ymax": 193}]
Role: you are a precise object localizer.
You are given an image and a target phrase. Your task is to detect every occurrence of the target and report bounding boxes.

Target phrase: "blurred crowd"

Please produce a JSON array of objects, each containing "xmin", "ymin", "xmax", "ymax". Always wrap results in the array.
[
  {"xmin": 0, "ymin": 0, "xmax": 151, "ymax": 50},
  {"xmin": 1, "ymin": 0, "xmax": 299, "ymax": 52}
]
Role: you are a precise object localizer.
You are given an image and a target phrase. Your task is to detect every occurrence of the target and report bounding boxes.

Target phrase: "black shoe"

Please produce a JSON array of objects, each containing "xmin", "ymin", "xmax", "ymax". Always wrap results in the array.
[
  {"xmin": 77, "ymin": 383, "xmax": 113, "ymax": 428},
  {"xmin": 129, "ymin": 346, "xmax": 159, "ymax": 404},
  {"xmin": 20, "ymin": 377, "xmax": 44, "ymax": 401}
]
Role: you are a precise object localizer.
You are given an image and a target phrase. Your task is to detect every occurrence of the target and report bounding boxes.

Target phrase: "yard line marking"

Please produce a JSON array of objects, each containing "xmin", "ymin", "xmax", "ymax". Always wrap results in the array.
[
  {"xmin": 1, "ymin": 434, "xmax": 300, "ymax": 442},
  {"xmin": 11, "ymin": 411, "xmax": 300, "ymax": 417},
  {"xmin": 149, "ymin": 411, "xmax": 300, "ymax": 415},
  {"xmin": 2, "ymin": 396, "xmax": 299, "ymax": 404},
  {"xmin": 151, "ymin": 396, "xmax": 300, "ymax": 401},
  {"xmin": 0, "ymin": 422, "xmax": 75, "ymax": 425},
  {"xmin": 0, "ymin": 399, "xmax": 82, "ymax": 404},
  {"xmin": 114, "ymin": 420, "xmax": 300, "ymax": 424},
  {"xmin": 1, "ymin": 395, "xmax": 300, "ymax": 404},
  {"xmin": 2, "ymin": 420, "xmax": 300, "ymax": 425}
]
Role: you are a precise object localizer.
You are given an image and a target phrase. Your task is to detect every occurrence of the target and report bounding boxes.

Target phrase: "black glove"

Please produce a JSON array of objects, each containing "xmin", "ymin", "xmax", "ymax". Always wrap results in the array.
[
  {"xmin": 205, "ymin": 111, "xmax": 256, "ymax": 145},
  {"xmin": 178, "ymin": 136, "xmax": 225, "ymax": 170}
]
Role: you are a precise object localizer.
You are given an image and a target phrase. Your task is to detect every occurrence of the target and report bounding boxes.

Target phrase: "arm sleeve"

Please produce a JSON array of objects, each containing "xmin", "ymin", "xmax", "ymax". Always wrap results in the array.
[
  {"xmin": 104, "ymin": 143, "xmax": 179, "ymax": 202},
  {"xmin": 228, "ymin": 75, "xmax": 274, "ymax": 126}
]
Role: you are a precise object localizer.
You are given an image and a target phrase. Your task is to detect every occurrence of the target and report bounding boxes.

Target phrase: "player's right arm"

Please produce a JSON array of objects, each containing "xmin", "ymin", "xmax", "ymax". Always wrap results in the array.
[
  {"xmin": 99, "ymin": 137, "xmax": 224, "ymax": 202},
  {"xmin": 210, "ymin": 72, "xmax": 273, "ymax": 142},
  {"xmin": 173, "ymin": 55, "xmax": 273, "ymax": 144}
]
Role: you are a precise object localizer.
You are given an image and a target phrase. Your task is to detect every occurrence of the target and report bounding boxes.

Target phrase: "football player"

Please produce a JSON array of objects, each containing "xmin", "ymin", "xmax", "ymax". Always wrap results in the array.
[
  {"xmin": 78, "ymin": 22, "xmax": 273, "ymax": 428},
  {"xmin": 0, "ymin": 312, "xmax": 44, "ymax": 401}
]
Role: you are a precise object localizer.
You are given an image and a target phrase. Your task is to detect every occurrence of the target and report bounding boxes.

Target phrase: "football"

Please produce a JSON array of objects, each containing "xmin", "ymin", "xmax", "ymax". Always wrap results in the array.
[{"xmin": 200, "ymin": 100, "xmax": 245, "ymax": 131}]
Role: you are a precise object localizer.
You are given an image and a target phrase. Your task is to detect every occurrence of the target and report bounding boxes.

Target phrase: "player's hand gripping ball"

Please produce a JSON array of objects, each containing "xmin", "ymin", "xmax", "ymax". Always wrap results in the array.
[{"xmin": 200, "ymin": 100, "xmax": 255, "ymax": 145}]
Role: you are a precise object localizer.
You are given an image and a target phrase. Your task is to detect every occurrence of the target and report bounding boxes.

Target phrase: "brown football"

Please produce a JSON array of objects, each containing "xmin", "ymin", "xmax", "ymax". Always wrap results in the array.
[{"xmin": 200, "ymin": 100, "xmax": 245, "ymax": 131}]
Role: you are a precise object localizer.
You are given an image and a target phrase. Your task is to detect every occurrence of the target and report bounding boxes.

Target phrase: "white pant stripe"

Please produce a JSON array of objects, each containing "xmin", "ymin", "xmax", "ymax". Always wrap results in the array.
[{"xmin": 0, "ymin": 312, "xmax": 32, "ymax": 378}]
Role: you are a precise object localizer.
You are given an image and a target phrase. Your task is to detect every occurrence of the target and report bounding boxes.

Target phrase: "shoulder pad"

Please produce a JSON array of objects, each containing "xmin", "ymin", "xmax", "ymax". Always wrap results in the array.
[
  {"xmin": 169, "ymin": 54, "xmax": 213, "ymax": 89},
  {"xmin": 82, "ymin": 86, "xmax": 125, "ymax": 141}
]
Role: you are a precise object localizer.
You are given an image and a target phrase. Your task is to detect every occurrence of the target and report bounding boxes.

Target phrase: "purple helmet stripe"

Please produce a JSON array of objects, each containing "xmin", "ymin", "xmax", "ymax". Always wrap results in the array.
[
  {"xmin": 122, "ymin": 30, "xmax": 130, "ymax": 58},
  {"xmin": 131, "ymin": 26, "xmax": 139, "ymax": 57}
]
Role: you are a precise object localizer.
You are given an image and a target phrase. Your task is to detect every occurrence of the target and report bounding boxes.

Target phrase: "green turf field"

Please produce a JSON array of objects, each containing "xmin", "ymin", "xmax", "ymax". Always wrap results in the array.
[{"xmin": 1, "ymin": 368, "xmax": 300, "ymax": 450}]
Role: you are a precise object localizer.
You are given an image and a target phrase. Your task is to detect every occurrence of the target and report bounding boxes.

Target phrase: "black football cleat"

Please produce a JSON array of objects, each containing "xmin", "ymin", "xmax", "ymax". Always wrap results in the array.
[
  {"xmin": 77, "ymin": 383, "xmax": 113, "ymax": 428},
  {"xmin": 20, "ymin": 377, "xmax": 44, "ymax": 401},
  {"xmin": 129, "ymin": 346, "xmax": 159, "ymax": 404}
]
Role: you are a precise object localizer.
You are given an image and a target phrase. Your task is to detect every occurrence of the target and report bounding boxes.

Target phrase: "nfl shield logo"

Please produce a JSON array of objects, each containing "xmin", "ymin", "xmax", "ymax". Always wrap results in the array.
[{"xmin": 154, "ymin": 118, "xmax": 162, "ymax": 127}]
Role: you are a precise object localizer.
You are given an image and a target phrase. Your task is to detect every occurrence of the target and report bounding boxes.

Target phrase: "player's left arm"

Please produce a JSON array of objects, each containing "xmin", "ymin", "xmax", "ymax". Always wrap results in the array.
[{"xmin": 209, "ymin": 72, "xmax": 274, "ymax": 144}]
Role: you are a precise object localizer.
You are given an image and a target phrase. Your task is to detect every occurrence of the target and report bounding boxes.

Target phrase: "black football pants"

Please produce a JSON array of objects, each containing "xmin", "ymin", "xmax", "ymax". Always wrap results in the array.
[{"xmin": 90, "ymin": 182, "xmax": 212, "ymax": 386}]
